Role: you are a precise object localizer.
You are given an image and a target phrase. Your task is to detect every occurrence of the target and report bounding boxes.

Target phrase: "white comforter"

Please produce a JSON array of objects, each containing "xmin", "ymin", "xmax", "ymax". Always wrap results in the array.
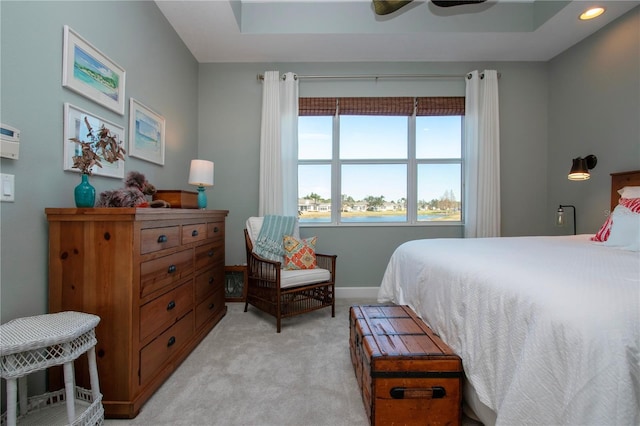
[{"xmin": 378, "ymin": 235, "xmax": 639, "ymax": 425}]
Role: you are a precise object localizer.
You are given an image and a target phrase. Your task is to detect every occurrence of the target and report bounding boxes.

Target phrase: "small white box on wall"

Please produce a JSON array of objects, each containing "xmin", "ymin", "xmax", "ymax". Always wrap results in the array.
[{"xmin": 0, "ymin": 123, "xmax": 20, "ymax": 159}]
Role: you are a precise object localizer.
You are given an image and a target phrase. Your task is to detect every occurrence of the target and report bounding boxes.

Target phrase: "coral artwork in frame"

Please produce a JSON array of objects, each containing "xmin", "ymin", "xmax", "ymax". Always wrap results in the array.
[{"xmin": 63, "ymin": 103, "xmax": 126, "ymax": 179}]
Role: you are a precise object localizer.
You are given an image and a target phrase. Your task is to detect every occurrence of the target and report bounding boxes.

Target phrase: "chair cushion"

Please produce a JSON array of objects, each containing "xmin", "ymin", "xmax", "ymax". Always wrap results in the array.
[
  {"xmin": 281, "ymin": 268, "xmax": 331, "ymax": 289},
  {"xmin": 283, "ymin": 235, "xmax": 317, "ymax": 270}
]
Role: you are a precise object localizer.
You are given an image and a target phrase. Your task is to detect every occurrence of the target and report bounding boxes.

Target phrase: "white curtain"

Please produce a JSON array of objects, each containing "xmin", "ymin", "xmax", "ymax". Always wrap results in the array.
[
  {"xmin": 258, "ymin": 71, "xmax": 299, "ymax": 216},
  {"xmin": 464, "ymin": 70, "xmax": 501, "ymax": 238}
]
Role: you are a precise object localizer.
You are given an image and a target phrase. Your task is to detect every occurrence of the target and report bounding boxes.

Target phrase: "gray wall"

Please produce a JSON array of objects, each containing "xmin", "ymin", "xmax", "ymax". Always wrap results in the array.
[
  {"xmin": 198, "ymin": 7, "xmax": 639, "ymax": 287},
  {"xmin": 1, "ymin": 2, "xmax": 638, "ymax": 321},
  {"xmin": 1, "ymin": 0, "xmax": 638, "ymax": 407},
  {"xmin": 547, "ymin": 6, "xmax": 640, "ymax": 233},
  {"xmin": 199, "ymin": 61, "xmax": 551, "ymax": 286},
  {"xmin": 0, "ymin": 0, "xmax": 200, "ymax": 324}
]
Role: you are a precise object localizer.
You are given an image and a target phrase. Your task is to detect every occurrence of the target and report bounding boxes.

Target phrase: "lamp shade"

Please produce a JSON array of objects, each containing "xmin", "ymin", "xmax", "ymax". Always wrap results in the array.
[
  {"xmin": 568, "ymin": 158, "xmax": 589, "ymax": 180},
  {"xmin": 188, "ymin": 159, "xmax": 214, "ymax": 187},
  {"xmin": 567, "ymin": 154, "xmax": 597, "ymax": 181}
]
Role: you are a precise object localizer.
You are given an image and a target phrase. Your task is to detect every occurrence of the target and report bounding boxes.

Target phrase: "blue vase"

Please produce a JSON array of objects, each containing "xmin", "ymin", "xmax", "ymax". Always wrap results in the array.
[{"xmin": 75, "ymin": 174, "xmax": 96, "ymax": 208}]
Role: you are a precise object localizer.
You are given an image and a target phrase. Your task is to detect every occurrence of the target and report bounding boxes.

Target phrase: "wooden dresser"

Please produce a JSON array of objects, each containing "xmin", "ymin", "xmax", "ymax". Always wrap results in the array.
[{"xmin": 45, "ymin": 208, "xmax": 228, "ymax": 418}]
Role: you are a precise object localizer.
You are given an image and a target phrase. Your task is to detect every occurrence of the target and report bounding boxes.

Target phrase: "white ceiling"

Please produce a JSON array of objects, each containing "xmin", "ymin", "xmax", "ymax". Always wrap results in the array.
[{"xmin": 155, "ymin": 0, "xmax": 640, "ymax": 63}]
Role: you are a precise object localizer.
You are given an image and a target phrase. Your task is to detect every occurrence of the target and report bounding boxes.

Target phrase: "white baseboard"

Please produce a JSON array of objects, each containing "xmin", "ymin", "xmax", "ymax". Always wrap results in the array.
[{"xmin": 336, "ymin": 286, "xmax": 380, "ymax": 299}]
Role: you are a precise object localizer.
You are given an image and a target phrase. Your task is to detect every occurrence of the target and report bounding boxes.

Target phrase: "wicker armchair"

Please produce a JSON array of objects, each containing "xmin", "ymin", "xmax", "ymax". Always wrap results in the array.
[{"xmin": 244, "ymin": 217, "xmax": 337, "ymax": 332}]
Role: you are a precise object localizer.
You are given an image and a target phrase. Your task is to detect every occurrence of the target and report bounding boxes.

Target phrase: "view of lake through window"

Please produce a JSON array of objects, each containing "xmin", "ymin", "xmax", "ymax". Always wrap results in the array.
[{"xmin": 298, "ymin": 110, "xmax": 462, "ymax": 225}]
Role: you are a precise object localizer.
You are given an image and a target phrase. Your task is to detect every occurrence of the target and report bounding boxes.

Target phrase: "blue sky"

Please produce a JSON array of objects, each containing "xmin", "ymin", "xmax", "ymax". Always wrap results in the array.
[{"xmin": 298, "ymin": 115, "xmax": 461, "ymax": 202}]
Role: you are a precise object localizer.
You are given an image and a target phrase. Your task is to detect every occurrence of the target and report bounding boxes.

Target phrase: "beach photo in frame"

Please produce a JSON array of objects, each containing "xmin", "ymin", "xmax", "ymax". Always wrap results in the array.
[
  {"xmin": 129, "ymin": 98, "xmax": 165, "ymax": 165},
  {"xmin": 63, "ymin": 103, "xmax": 126, "ymax": 179},
  {"xmin": 62, "ymin": 25, "xmax": 126, "ymax": 115}
]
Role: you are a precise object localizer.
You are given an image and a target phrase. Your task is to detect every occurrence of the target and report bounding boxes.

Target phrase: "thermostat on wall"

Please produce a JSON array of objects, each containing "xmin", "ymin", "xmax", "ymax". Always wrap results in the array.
[{"xmin": 0, "ymin": 123, "xmax": 20, "ymax": 159}]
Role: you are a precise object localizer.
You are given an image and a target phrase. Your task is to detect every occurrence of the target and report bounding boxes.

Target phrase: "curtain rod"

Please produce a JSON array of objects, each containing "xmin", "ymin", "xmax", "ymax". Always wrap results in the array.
[{"xmin": 256, "ymin": 72, "xmax": 500, "ymax": 81}]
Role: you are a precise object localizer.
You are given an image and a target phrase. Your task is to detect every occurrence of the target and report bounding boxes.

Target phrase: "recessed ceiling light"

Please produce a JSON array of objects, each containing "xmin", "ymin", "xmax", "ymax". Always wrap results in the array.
[{"xmin": 579, "ymin": 7, "xmax": 605, "ymax": 20}]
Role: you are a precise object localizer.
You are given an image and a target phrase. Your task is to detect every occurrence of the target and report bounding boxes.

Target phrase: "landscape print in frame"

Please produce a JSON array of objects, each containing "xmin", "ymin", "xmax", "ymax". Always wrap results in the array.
[
  {"xmin": 129, "ymin": 99, "xmax": 165, "ymax": 165},
  {"xmin": 62, "ymin": 25, "xmax": 126, "ymax": 115},
  {"xmin": 63, "ymin": 103, "xmax": 126, "ymax": 179}
]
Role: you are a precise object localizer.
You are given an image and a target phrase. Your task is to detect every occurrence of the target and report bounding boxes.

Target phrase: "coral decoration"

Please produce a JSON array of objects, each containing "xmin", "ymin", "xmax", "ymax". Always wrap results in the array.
[{"xmin": 96, "ymin": 171, "xmax": 156, "ymax": 207}]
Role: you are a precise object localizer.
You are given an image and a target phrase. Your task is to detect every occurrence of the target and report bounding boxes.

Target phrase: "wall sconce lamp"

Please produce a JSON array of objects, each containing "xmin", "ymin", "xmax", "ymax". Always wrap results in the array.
[
  {"xmin": 188, "ymin": 159, "xmax": 214, "ymax": 209},
  {"xmin": 556, "ymin": 204, "xmax": 576, "ymax": 235},
  {"xmin": 568, "ymin": 154, "xmax": 597, "ymax": 181}
]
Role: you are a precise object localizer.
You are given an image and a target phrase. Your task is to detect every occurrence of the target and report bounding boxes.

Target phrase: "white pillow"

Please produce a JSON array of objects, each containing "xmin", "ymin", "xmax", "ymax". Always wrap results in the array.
[
  {"xmin": 617, "ymin": 186, "xmax": 640, "ymax": 199},
  {"xmin": 603, "ymin": 205, "xmax": 640, "ymax": 251}
]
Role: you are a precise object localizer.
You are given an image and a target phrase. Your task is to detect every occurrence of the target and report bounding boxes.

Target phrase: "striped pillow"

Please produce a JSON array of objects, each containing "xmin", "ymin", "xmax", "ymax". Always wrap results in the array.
[{"xmin": 592, "ymin": 197, "xmax": 640, "ymax": 242}]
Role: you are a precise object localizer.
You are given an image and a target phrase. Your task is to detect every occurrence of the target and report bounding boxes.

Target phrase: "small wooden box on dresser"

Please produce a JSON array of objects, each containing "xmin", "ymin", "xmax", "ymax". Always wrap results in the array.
[{"xmin": 45, "ymin": 207, "xmax": 229, "ymax": 418}]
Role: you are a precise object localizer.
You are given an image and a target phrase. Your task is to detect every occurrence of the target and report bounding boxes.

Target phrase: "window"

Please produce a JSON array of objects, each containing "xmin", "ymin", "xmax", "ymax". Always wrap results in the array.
[{"xmin": 298, "ymin": 97, "xmax": 464, "ymax": 225}]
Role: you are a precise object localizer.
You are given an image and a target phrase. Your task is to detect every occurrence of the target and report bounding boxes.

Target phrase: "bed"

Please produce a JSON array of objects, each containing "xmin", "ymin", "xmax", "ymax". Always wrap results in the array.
[{"xmin": 377, "ymin": 170, "xmax": 640, "ymax": 425}]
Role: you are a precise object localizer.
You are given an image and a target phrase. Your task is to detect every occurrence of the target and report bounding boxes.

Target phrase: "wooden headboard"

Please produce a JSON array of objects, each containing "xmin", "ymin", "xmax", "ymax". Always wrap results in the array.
[{"xmin": 611, "ymin": 170, "xmax": 640, "ymax": 210}]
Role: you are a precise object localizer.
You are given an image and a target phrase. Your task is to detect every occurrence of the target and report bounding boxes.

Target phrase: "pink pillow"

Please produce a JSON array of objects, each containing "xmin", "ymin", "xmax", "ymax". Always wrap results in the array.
[{"xmin": 592, "ymin": 216, "xmax": 613, "ymax": 242}]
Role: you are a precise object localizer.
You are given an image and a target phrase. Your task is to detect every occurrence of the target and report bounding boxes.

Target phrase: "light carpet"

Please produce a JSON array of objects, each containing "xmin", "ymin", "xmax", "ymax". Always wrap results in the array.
[{"xmin": 105, "ymin": 298, "xmax": 375, "ymax": 426}]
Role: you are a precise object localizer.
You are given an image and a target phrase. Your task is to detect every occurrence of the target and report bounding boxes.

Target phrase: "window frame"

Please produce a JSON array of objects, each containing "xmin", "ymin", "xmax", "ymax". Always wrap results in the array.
[{"xmin": 297, "ymin": 97, "xmax": 465, "ymax": 227}]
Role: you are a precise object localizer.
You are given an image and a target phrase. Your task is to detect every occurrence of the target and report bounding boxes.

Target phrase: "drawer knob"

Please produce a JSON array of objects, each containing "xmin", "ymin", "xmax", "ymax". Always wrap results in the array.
[
  {"xmin": 167, "ymin": 336, "xmax": 176, "ymax": 347},
  {"xmin": 208, "ymin": 277, "xmax": 214, "ymax": 284},
  {"xmin": 192, "ymin": 230, "xmax": 199, "ymax": 237},
  {"xmin": 168, "ymin": 265, "xmax": 177, "ymax": 273},
  {"xmin": 208, "ymin": 303, "xmax": 215, "ymax": 310},
  {"xmin": 167, "ymin": 300, "xmax": 176, "ymax": 311},
  {"xmin": 214, "ymin": 227, "xmax": 219, "ymax": 233},
  {"xmin": 208, "ymin": 250, "xmax": 214, "ymax": 257},
  {"xmin": 157, "ymin": 235, "xmax": 168, "ymax": 243}
]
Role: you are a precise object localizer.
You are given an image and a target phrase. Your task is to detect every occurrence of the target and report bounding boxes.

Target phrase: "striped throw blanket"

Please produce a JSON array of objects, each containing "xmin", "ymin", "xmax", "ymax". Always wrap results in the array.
[{"xmin": 253, "ymin": 215, "xmax": 297, "ymax": 263}]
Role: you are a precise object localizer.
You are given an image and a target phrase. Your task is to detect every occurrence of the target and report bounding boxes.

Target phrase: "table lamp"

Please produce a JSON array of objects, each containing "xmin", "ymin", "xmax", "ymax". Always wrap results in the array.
[{"xmin": 188, "ymin": 159, "xmax": 214, "ymax": 209}]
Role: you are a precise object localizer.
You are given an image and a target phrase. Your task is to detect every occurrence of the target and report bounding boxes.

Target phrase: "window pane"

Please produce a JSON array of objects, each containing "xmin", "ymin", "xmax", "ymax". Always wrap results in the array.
[
  {"xmin": 298, "ymin": 164, "xmax": 331, "ymax": 223},
  {"xmin": 416, "ymin": 116, "xmax": 462, "ymax": 159},
  {"xmin": 340, "ymin": 116, "xmax": 407, "ymax": 159},
  {"xmin": 299, "ymin": 116, "xmax": 332, "ymax": 160},
  {"xmin": 417, "ymin": 164, "xmax": 461, "ymax": 222},
  {"xmin": 341, "ymin": 164, "xmax": 407, "ymax": 222}
]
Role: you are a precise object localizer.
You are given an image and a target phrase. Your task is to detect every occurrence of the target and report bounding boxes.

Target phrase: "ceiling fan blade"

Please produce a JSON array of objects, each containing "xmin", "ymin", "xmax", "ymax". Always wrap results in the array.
[
  {"xmin": 431, "ymin": 0, "xmax": 487, "ymax": 7},
  {"xmin": 373, "ymin": 0, "xmax": 414, "ymax": 15}
]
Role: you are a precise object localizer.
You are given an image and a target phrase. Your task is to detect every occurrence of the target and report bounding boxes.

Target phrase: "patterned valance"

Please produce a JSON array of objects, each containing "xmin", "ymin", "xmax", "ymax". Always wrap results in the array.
[{"xmin": 299, "ymin": 96, "xmax": 464, "ymax": 116}]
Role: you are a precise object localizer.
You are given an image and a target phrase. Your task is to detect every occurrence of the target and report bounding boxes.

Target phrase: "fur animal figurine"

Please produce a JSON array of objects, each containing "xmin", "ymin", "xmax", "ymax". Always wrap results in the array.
[{"xmin": 96, "ymin": 171, "xmax": 156, "ymax": 207}]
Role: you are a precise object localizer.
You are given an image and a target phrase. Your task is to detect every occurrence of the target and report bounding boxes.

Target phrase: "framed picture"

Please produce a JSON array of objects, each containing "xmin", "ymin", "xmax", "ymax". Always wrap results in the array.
[
  {"xmin": 128, "ymin": 99, "xmax": 165, "ymax": 165},
  {"xmin": 62, "ymin": 25, "xmax": 126, "ymax": 115},
  {"xmin": 63, "ymin": 103, "xmax": 126, "ymax": 179},
  {"xmin": 225, "ymin": 265, "xmax": 248, "ymax": 302}
]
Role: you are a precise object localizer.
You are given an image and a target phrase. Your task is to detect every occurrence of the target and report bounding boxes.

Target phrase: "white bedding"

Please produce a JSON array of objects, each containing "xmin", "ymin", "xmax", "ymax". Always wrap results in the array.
[{"xmin": 378, "ymin": 235, "xmax": 640, "ymax": 425}]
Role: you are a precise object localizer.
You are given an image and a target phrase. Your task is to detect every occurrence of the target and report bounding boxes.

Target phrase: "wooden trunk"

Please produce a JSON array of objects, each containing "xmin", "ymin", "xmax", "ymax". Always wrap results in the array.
[{"xmin": 350, "ymin": 304, "xmax": 462, "ymax": 426}]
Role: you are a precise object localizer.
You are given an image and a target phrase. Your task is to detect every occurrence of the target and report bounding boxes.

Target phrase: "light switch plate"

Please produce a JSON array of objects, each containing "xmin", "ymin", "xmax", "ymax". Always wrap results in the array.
[{"xmin": 1, "ymin": 173, "xmax": 15, "ymax": 202}]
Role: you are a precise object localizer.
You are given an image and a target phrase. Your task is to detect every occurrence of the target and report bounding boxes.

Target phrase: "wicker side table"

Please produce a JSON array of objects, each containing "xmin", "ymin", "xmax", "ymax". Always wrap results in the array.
[{"xmin": 0, "ymin": 311, "xmax": 104, "ymax": 426}]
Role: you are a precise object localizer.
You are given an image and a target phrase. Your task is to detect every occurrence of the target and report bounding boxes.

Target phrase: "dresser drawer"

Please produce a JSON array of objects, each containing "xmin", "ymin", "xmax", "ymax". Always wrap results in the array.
[
  {"xmin": 140, "ymin": 311, "xmax": 194, "ymax": 386},
  {"xmin": 195, "ymin": 287, "xmax": 225, "ymax": 330},
  {"xmin": 182, "ymin": 223, "xmax": 207, "ymax": 245},
  {"xmin": 140, "ymin": 279, "xmax": 194, "ymax": 342},
  {"xmin": 207, "ymin": 221, "xmax": 225, "ymax": 239},
  {"xmin": 140, "ymin": 226, "xmax": 180, "ymax": 254},
  {"xmin": 194, "ymin": 265, "xmax": 224, "ymax": 299},
  {"xmin": 140, "ymin": 249, "xmax": 194, "ymax": 298},
  {"xmin": 195, "ymin": 240, "xmax": 224, "ymax": 270}
]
